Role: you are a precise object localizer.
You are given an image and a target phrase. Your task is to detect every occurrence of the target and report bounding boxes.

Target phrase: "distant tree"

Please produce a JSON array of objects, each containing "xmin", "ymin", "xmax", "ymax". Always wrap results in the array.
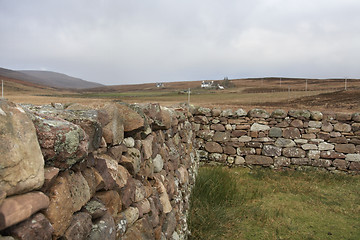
[{"xmin": 221, "ymin": 76, "xmax": 234, "ymax": 88}]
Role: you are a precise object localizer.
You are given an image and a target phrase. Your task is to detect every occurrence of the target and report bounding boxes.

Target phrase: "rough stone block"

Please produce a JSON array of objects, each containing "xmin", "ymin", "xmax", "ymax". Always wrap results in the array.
[
  {"xmin": 245, "ymin": 155, "xmax": 273, "ymax": 165},
  {"xmin": 345, "ymin": 154, "xmax": 360, "ymax": 162},
  {"xmin": 122, "ymin": 216, "xmax": 154, "ymax": 240},
  {"xmin": 288, "ymin": 109, "xmax": 311, "ymax": 119},
  {"xmin": 212, "ymin": 131, "xmax": 231, "ymax": 142},
  {"xmin": 88, "ymin": 212, "xmax": 116, "ymax": 240},
  {"xmin": 204, "ymin": 142, "xmax": 223, "ymax": 153},
  {"xmin": 269, "ymin": 127, "xmax": 282, "ymax": 138},
  {"xmin": 0, "ymin": 192, "xmax": 49, "ymax": 231},
  {"xmin": 283, "ymin": 148, "xmax": 306, "ymax": 158},
  {"xmin": 95, "ymin": 190, "xmax": 122, "ymax": 217},
  {"xmin": 320, "ymin": 151, "xmax": 345, "ymax": 159},
  {"xmin": 250, "ymin": 123, "xmax": 270, "ymax": 132},
  {"xmin": 271, "ymin": 109, "xmax": 288, "ymax": 119},
  {"xmin": 334, "ymin": 123, "xmax": 351, "ymax": 132},
  {"xmin": 30, "ymin": 113, "xmax": 88, "ymax": 170},
  {"xmin": 275, "ymin": 138, "xmax": 296, "ymax": 148},
  {"xmin": 318, "ymin": 142, "xmax": 334, "ymax": 151},
  {"xmin": 5, "ymin": 213, "xmax": 53, "ymax": 240},
  {"xmin": 335, "ymin": 144, "xmax": 356, "ymax": 154},
  {"xmin": 63, "ymin": 212, "xmax": 92, "ymax": 240},
  {"xmin": 0, "ymin": 101, "xmax": 44, "ymax": 196},
  {"xmin": 282, "ymin": 127, "xmax": 301, "ymax": 139},
  {"xmin": 332, "ymin": 159, "xmax": 348, "ymax": 170},
  {"xmin": 248, "ymin": 109, "xmax": 270, "ymax": 118},
  {"xmin": 262, "ymin": 145, "xmax": 282, "ymax": 157}
]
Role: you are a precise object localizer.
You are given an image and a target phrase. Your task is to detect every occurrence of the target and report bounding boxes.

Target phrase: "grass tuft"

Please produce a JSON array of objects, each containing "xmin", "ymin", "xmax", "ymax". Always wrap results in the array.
[{"xmin": 188, "ymin": 167, "xmax": 360, "ymax": 240}]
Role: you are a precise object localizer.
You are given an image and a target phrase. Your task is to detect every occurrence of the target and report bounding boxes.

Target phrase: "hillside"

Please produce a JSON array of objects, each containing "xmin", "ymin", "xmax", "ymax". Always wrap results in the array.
[
  {"xmin": 0, "ymin": 67, "xmax": 103, "ymax": 89},
  {"xmin": 20, "ymin": 70, "xmax": 103, "ymax": 89}
]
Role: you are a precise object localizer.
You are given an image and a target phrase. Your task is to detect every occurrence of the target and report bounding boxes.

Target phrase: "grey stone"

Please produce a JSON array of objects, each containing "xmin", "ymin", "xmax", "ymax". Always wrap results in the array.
[
  {"xmin": 234, "ymin": 108, "xmax": 247, "ymax": 117},
  {"xmin": 250, "ymin": 123, "xmax": 270, "ymax": 132},
  {"xmin": 221, "ymin": 109, "xmax": 233, "ymax": 117},
  {"xmin": 288, "ymin": 109, "xmax": 311, "ymax": 119},
  {"xmin": 345, "ymin": 154, "xmax": 360, "ymax": 162},
  {"xmin": 307, "ymin": 150, "xmax": 320, "ymax": 159},
  {"xmin": 283, "ymin": 148, "xmax": 306, "ymax": 158},
  {"xmin": 334, "ymin": 123, "xmax": 351, "ymax": 132},
  {"xmin": 248, "ymin": 109, "xmax": 270, "ymax": 118},
  {"xmin": 234, "ymin": 156, "xmax": 245, "ymax": 165},
  {"xmin": 262, "ymin": 145, "xmax": 282, "ymax": 157},
  {"xmin": 213, "ymin": 131, "xmax": 231, "ymax": 142},
  {"xmin": 271, "ymin": 109, "xmax": 288, "ymax": 119},
  {"xmin": 310, "ymin": 111, "xmax": 323, "ymax": 120},
  {"xmin": 238, "ymin": 136, "xmax": 252, "ymax": 142},
  {"xmin": 269, "ymin": 127, "xmax": 282, "ymax": 138},
  {"xmin": 308, "ymin": 121, "xmax": 322, "ymax": 128},
  {"xmin": 318, "ymin": 142, "xmax": 334, "ymax": 151},
  {"xmin": 275, "ymin": 138, "xmax": 296, "ymax": 148},
  {"xmin": 123, "ymin": 137, "xmax": 135, "ymax": 148},
  {"xmin": 301, "ymin": 144, "xmax": 318, "ymax": 150},
  {"xmin": 153, "ymin": 154, "xmax": 164, "ymax": 173}
]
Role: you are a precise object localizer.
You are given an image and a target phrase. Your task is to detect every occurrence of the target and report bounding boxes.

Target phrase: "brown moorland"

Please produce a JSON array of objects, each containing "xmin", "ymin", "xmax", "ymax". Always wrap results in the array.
[{"xmin": 1, "ymin": 75, "xmax": 359, "ymax": 113}]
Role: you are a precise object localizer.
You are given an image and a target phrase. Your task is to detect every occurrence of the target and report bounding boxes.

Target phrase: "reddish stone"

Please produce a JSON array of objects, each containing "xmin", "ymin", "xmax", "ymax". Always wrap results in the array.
[
  {"xmin": 223, "ymin": 145, "xmax": 236, "ymax": 155},
  {"xmin": 107, "ymin": 145, "xmax": 127, "ymax": 162},
  {"xmin": 290, "ymin": 119, "xmax": 303, "ymax": 128},
  {"xmin": 63, "ymin": 212, "xmax": 92, "ymax": 240},
  {"xmin": 320, "ymin": 151, "xmax": 346, "ymax": 159},
  {"xmin": 95, "ymin": 190, "xmax": 122, "ymax": 217},
  {"xmin": 120, "ymin": 178, "xmax": 136, "ymax": 209},
  {"xmin": 122, "ymin": 217, "xmax": 154, "ymax": 240},
  {"xmin": 245, "ymin": 155, "xmax": 273, "ymax": 165},
  {"xmin": 282, "ymin": 127, "xmax": 301, "ymax": 139},
  {"xmin": 204, "ymin": 142, "xmax": 223, "ymax": 153},
  {"xmin": 0, "ymin": 192, "xmax": 49, "ymax": 231},
  {"xmin": 41, "ymin": 167, "xmax": 59, "ymax": 192},
  {"xmin": 335, "ymin": 144, "xmax": 356, "ymax": 154},
  {"xmin": 116, "ymin": 104, "xmax": 144, "ymax": 132},
  {"xmin": 349, "ymin": 162, "xmax": 360, "ymax": 171},
  {"xmin": 329, "ymin": 137, "xmax": 348, "ymax": 144},
  {"xmin": 210, "ymin": 124, "xmax": 225, "ymax": 131},
  {"xmin": 317, "ymin": 132, "xmax": 330, "ymax": 140},
  {"xmin": 6, "ymin": 213, "xmax": 54, "ymax": 240},
  {"xmin": 231, "ymin": 130, "xmax": 247, "ymax": 137},
  {"xmin": 332, "ymin": 159, "xmax": 348, "ymax": 170}
]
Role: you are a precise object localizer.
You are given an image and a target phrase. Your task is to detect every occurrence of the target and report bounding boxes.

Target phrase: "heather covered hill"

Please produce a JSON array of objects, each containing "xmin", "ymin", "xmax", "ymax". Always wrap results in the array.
[{"xmin": 0, "ymin": 67, "xmax": 103, "ymax": 89}]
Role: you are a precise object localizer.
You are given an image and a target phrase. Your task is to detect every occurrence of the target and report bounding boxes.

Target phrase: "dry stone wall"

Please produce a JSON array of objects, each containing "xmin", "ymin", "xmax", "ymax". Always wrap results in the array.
[
  {"xmin": 0, "ymin": 100, "xmax": 198, "ymax": 240},
  {"xmin": 192, "ymin": 107, "xmax": 360, "ymax": 172},
  {"xmin": 1, "ymin": 100, "xmax": 360, "ymax": 240}
]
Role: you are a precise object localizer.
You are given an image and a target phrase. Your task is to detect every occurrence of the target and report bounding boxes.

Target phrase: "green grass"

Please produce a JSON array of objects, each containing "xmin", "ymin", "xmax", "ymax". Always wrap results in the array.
[{"xmin": 188, "ymin": 167, "xmax": 360, "ymax": 240}]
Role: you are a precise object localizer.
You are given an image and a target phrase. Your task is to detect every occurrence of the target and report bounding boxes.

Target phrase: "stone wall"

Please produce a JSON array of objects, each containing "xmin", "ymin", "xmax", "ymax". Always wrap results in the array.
[
  {"xmin": 1, "ymin": 100, "xmax": 360, "ymax": 240},
  {"xmin": 192, "ymin": 107, "xmax": 360, "ymax": 172},
  {"xmin": 0, "ymin": 100, "xmax": 198, "ymax": 240}
]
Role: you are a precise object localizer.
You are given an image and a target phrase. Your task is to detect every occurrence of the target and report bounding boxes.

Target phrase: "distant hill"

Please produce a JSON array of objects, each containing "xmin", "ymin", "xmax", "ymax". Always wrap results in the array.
[{"xmin": 0, "ymin": 67, "xmax": 103, "ymax": 89}]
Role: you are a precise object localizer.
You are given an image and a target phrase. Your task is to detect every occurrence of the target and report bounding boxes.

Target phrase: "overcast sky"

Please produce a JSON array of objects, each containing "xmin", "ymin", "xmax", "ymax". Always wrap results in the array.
[{"xmin": 1, "ymin": 0, "xmax": 360, "ymax": 85}]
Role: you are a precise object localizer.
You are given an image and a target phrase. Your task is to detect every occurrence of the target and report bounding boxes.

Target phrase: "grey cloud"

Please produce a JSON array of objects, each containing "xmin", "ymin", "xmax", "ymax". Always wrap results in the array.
[{"xmin": 0, "ymin": 0, "xmax": 360, "ymax": 84}]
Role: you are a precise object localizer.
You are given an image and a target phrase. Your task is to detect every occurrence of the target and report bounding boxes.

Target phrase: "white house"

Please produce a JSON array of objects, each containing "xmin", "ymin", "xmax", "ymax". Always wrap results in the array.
[{"xmin": 201, "ymin": 81, "xmax": 214, "ymax": 88}]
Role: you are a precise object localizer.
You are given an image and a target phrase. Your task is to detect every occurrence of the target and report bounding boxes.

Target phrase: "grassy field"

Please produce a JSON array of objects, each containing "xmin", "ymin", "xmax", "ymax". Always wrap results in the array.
[{"xmin": 188, "ymin": 167, "xmax": 360, "ymax": 240}]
